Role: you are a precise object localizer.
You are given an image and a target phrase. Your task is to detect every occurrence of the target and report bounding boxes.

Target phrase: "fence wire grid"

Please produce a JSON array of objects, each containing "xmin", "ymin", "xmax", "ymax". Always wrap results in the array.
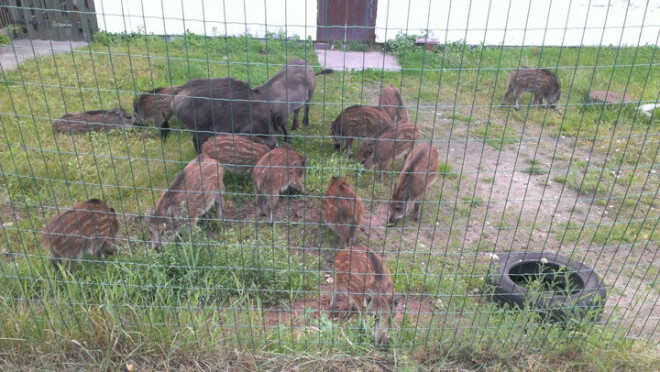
[{"xmin": 1, "ymin": 0, "xmax": 660, "ymax": 366}]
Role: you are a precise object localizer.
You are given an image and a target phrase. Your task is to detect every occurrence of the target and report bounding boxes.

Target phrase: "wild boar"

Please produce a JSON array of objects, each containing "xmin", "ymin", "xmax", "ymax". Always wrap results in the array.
[
  {"xmin": 501, "ymin": 68, "xmax": 561, "ymax": 110},
  {"xmin": 357, "ymin": 122, "xmax": 419, "ymax": 171},
  {"xmin": 252, "ymin": 147, "xmax": 308, "ymax": 222},
  {"xmin": 171, "ymin": 78, "xmax": 286, "ymax": 153},
  {"xmin": 132, "ymin": 85, "xmax": 185, "ymax": 138},
  {"xmin": 331, "ymin": 245, "xmax": 404, "ymax": 350},
  {"xmin": 200, "ymin": 134, "xmax": 269, "ymax": 175},
  {"xmin": 52, "ymin": 108, "xmax": 136, "ymax": 134},
  {"xmin": 330, "ymin": 105, "xmax": 393, "ymax": 156},
  {"xmin": 146, "ymin": 153, "xmax": 224, "ymax": 250},
  {"xmin": 41, "ymin": 199, "xmax": 121, "ymax": 267},
  {"xmin": 254, "ymin": 58, "xmax": 333, "ymax": 132},
  {"xmin": 322, "ymin": 176, "xmax": 364, "ymax": 245},
  {"xmin": 388, "ymin": 143, "xmax": 439, "ymax": 225},
  {"xmin": 378, "ymin": 84, "xmax": 409, "ymax": 123}
]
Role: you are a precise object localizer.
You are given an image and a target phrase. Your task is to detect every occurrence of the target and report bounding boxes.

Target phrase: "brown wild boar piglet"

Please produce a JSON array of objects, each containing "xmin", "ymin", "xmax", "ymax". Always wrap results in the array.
[
  {"xmin": 52, "ymin": 108, "xmax": 136, "ymax": 134},
  {"xmin": 378, "ymin": 84, "xmax": 409, "ymax": 123},
  {"xmin": 331, "ymin": 105, "xmax": 393, "ymax": 156},
  {"xmin": 41, "ymin": 199, "xmax": 121, "ymax": 267},
  {"xmin": 331, "ymin": 245, "xmax": 404, "ymax": 350},
  {"xmin": 132, "ymin": 85, "xmax": 185, "ymax": 138},
  {"xmin": 501, "ymin": 68, "xmax": 561, "ymax": 110},
  {"xmin": 201, "ymin": 134, "xmax": 269, "ymax": 175},
  {"xmin": 358, "ymin": 122, "xmax": 419, "ymax": 171},
  {"xmin": 253, "ymin": 148, "xmax": 308, "ymax": 222},
  {"xmin": 146, "ymin": 153, "xmax": 224, "ymax": 250},
  {"xmin": 388, "ymin": 143, "xmax": 439, "ymax": 226},
  {"xmin": 322, "ymin": 176, "xmax": 364, "ymax": 245}
]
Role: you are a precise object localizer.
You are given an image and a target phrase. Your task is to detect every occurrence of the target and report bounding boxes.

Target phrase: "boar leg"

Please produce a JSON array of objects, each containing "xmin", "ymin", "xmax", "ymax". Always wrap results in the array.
[
  {"xmin": 303, "ymin": 103, "xmax": 310, "ymax": 127},
  {"xmin": 292, "ymin": 109, "xmax": 300, "ymax": 131},
  {"xmin": 345, "ymin": 138, "xmax": 354, "ymax": 156},
  {"xmin": 347, "ymin": 224, "xmax": 357, "ymax": 245},
  {"xmin": 534, "ymin": 91, "xmax": 543, "ymax": 106},
  {"xmin": 513, "ymin": 87, "xmax": 523, "ymax": 111},
  {"xmin": 330, "ymin": 289, "xmax": 345, "ymax": 318},
  {"xmin": 256, "ymin": 194, "xmax": 267, "ymax": 218},
  {"xmin": 215, "ymin": 195, "xmax": 223, "ymax": 221},
  {"xmin": 266, "ymin": 194, "xmax": 278, "ymax": 223},
  {"xmin": 411, "ymin": 202, "xmax": 422, "ymax": 221},
  {"xmin": 501, "ymin": 86, "xmax": 513, "ymax": 106}
]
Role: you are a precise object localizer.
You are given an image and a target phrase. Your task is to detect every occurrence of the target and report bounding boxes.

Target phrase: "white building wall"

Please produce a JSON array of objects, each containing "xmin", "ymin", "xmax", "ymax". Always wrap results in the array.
[
  {"xmin": 95, "ymin": 0, "xmax": 317, "ymax": 39},
  {"xmin": 374, "ymin": 0, "xmax": 660, "ymax": 46},
  {"xmin": 96, "ymin": 0, "xmax": 659, "ymax": 47}
]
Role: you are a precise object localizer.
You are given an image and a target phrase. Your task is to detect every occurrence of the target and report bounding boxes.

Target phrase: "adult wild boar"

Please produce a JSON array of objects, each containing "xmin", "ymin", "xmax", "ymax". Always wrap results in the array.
[
  {"xmin": 171, "ymin": 78, "xmax": 285, "ymax": 153},
  {"xmin": 254, "ymin": 59, "xmax": 333, "ymax": 132}
]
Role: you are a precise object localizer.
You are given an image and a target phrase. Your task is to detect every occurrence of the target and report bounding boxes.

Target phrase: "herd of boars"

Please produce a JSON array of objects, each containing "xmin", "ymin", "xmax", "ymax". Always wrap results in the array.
[{"xmin": 44, "ymin": 60, "xmax": 562, "ymax": 348}]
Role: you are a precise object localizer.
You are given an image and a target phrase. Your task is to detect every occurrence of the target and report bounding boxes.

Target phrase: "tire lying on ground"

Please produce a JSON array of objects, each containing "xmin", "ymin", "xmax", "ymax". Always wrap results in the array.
[{"xmin": 486, "ymin": 251, "xmax": 607, "ymax": 322}]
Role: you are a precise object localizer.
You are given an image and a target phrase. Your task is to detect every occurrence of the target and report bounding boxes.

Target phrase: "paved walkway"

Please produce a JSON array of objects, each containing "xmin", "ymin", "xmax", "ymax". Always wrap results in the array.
[
  {"xmin": 0, "ymin": 39, "xmax": 89, "ymax": 72},
  {"xmin": 315, "ymin": 50, "xmax": 401, "ymax": 71}
]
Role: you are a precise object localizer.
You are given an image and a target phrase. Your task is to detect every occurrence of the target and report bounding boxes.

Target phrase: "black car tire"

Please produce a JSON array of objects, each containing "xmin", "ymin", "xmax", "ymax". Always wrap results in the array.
[{"xmin": 486, "ymin": 251, "xmax": 607, "ymax": 321}]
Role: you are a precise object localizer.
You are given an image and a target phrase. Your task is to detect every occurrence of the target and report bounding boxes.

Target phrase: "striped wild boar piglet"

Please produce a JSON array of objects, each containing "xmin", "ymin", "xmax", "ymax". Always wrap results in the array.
[
  {"xmin": 331, "ymin": 105, "xmax": 393, "ymax": 156},
  {"xmin": 201, "ymin": 134, "xmax": 269, "ymax": 175},
  {"xmin": 171, "ymin": 78, "xmax": 285, "ymax": 153},
  {"xmin": 358, "ymin": 122, "xmax": 419, "ymax": 172},
  {"xmin": 132, "ymin": 85, "xmax": 185, "ymax": 137},
  {"xmin": 331, "ymin": 245, "xmax": 404, "ymax": 350},
  {"xmin": 41, "ymin": 199, "xmax": 121, "ymax": 267},
  {"xmin": 378, "ymin": 84, "xmax": 409, "ymax": 123},
  {"xmin": 388, "ymin": 143, "xmax": 439, "ymax": 226},
  {"xmin": 253, "ymin": 148, "xmax": 308, "ymax": 222},
  {"xmin": 146, "ymin": 153, "xmax": 224, "ymax": 250},
  {"xmin": 52, "ymin": 108, "xmax": 136, "ymax": 134},
  {"xmin": 254, "ymin": 58, "xmax": 333, "ymax": 131},
  {"xmin": 501, "ymin": 68, "xmax": 561, "ymax": 110},
  {"xmin": 322, "ymin": 176, "xmax": 364, "ymax": 245}
]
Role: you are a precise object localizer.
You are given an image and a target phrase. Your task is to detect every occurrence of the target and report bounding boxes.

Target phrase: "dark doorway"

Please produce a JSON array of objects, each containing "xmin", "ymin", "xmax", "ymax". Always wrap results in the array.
[{"xmin": 317, "ymin": 0, "xmax": 377, "ymax": 42}]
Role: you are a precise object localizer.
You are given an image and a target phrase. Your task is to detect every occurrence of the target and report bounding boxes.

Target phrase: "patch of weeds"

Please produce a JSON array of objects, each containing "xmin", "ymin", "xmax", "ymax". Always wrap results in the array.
[
  {"xmin": 472, "ymin": 122, "xmax": 520, "ymax": 151},
  {"xmin": 554, "ymin": 175, "xmax": 567, "ymax": 183},
  {"xmin": 0, "ymin": 35, "xmax": 10, "ymax": 45},
  {"xmin": 438, "ymin": 162, "xmax": 456, "ymax": 178},
  {"xmin": 449, "ymin": 113, "xmax": 473, "ymax": 122},
  {"xmin": 522, "ymin": 165, "xmax": 549, "ymax": 175},
  {"xmin": 481, "ymin": 176, "xmax": 495, "ymax": 184},
  {"xmin": 538, "ymin": 179, "xmax": 552, "ymax": 187},
  {"xmin": 557, "ymin": 221, "xmax": 582, "ymax": 244},
  {"xmin": 461, "ymin": 196, "xmax": 484, "ymax": 208},
  {"xmin": 566, "ymin": 170, "xmax": 614, "ymax": 195}
]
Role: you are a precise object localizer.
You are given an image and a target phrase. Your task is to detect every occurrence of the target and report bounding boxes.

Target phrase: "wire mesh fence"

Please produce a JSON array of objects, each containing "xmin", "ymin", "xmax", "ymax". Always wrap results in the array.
[{"xmin": 0, "ymin": 0, "xmax": 659, "ymax": 368}]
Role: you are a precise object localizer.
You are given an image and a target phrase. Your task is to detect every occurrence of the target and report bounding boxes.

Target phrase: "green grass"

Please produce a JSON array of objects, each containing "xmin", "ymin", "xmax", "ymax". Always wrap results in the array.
[
  {"xmin": 522, "ymin": 165, "xmax": 549, "ymax": 175},
  {"xmin": 0, "ymin": 32, "xmax": 659, "ymax": 369}
]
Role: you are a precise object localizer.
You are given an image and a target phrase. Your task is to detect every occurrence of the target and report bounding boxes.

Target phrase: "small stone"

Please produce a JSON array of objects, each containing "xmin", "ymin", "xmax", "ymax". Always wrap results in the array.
[
  {"xmin": 540, "ymin": 257, "xmax": 549, "ymax": 264},
  {"xmin": 2, "ymin": 222, "xmax": 12, "ymax": 227},
  {"xmin": 435, "ymin": 299, "xmax": 444, "ymax": 308},
  {"xmin": 488, "ymin": 253, "xmax": 499, "ymax": 261},
  {"xmin": 326, "ymin": 277, "xmax": 334, "ymax": 284}
]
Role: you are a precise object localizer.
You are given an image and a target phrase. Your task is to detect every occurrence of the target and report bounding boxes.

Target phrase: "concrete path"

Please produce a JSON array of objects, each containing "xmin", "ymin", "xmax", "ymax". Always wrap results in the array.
[
  {"xmin": 315, "ymin": 50, "xmax": 401, "ymax": 71},
  {"xmin": 0, "ymin": 39, "xmax": 89, "ymax": 72}
]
